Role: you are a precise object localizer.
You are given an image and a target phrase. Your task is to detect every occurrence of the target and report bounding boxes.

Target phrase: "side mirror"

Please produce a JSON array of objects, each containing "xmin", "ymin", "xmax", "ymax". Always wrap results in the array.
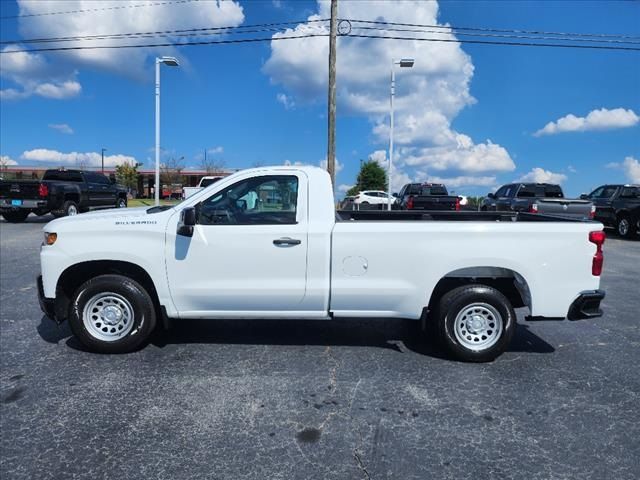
[
  {"xmin": 236, "ymin": 199, "xmax": 247, "ymax": 211},
  {"xmin": 579, "ymin": 193, "xmax": 589, "ymax": 200},
  {"xmin": 177, "ymin": 207, "xmax": 196, "ymax": 237},
  {"xmin": 392, "ymin": 192, "xmax": 399, "ymax": 198},
  {"xmin": 487, "ymin": 193, "xmax": 495, "ymax": 199}
]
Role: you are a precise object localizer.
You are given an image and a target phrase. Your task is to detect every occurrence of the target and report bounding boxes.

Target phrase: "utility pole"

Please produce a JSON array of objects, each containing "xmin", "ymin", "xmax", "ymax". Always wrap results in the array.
[
  {"xmin": 326, "ymin": 0, "xmax": 338, "ymax": 187},
  {"xmin": 101, "ymin": 148, "xmax": 106, "ymax": 173}
]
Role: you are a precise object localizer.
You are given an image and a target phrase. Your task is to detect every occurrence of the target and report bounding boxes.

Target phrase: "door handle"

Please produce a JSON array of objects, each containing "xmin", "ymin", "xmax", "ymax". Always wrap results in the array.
[{"xmin": 273, "ymin": 237, "xmax": 301, "ymax": 246}]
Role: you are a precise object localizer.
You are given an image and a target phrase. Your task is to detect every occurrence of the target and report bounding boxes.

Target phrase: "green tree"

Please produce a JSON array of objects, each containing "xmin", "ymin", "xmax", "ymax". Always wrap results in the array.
[
  {"xmin": 346, "ymin": 161, "xmax": 387, "ymax": 196},
  {"xmin": 115, "ymin": 161, "xmax": 139, "ymax": 191}
]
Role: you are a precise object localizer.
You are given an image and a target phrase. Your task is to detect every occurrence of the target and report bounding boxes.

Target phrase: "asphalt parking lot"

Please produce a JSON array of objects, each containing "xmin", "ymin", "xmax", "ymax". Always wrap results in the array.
[{"xmin": 1, "ymin": 215, "xmax": 639, "ymax": 480}]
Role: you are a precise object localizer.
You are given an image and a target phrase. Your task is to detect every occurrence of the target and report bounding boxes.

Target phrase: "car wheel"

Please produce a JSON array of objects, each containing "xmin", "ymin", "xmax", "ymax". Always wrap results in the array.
[
  {"xmin": 435, "ymin": 284, "xmax": 516, "ymax": 362},
  {"xmin": 116, "ymin": 197, "xmax": 127, "ymax": 208},
  {"xmin": 62, "ymin": 200, "xmax": 79, "ymax": 217},
  {"xmin": 1, "ymin": 210, "xmax": 30, "ymax": 223},
  {"xmin": 616, "ymin": 215, "xmax": 636, "ymax": 239},
  {"xmin": 68, "ymin": 274, "xmax": 157, "ymax": 353}
]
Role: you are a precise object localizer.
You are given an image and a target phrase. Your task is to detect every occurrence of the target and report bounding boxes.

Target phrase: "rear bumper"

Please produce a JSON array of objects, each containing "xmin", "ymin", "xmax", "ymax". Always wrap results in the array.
[
  {"xmin": 1, "ymin": 199, "xmax": 48, "ymax": 211},
  {"xmin": 567, "ymin": 290, "xmax": 605, "ymax": 320}
]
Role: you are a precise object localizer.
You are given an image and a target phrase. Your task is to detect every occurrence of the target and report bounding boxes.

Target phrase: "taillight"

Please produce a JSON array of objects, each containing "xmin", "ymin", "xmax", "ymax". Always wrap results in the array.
[
  {"xmin": 38, "ymin": 184, "xmax": 48, "ymax": 198},
  {"xmin": 589, "ymin": 231, "xmax": 605, "ymax": 276},
  {"xmin": 589, "ymin": 205, "xmax": 596, "ymax": 219},
  {"xmin": 529, "ymin": 203, "xmax": 539, "ymax": 213},
  {"xmin": 455, "ymin": 197, "xmax": 461, "ymax": 211},
  {"xmin": 406, "ymin": 196, "xmax": 414, "ymax": 209}
]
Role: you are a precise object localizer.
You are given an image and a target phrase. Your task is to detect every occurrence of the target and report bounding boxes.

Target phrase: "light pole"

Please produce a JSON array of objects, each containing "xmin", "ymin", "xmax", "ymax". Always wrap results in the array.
[
  {"xmin": 387, "ymin": 58, "xmax": 414, "ymax": 210},
  {"xmin": 155, "ymin": 56, "xmax": 179, "ymax": 206},
  {"xmin": 101, "ymin": 148, "xmax": 107, "ymax": 173}
]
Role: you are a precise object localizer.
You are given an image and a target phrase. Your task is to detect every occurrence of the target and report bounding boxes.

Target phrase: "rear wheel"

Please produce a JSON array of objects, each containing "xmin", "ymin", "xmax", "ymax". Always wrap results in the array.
[
  {"xmin": 616, "ymin": 215, "xmax": 636, "ymax": 239},
  {"xmin": 1, "ymin": 210, "xmax": 29, "ymax": 223},
  {"xmin": 435, "ymin": 284, "xmax": 516, "ymax": 362},
  {"xmin": 68, "ymin": 274, "xmax": 157, "ymax": 353},
  {"xmin": 62, "ymin": 200, "xmax": 79, "ymax": 217}
]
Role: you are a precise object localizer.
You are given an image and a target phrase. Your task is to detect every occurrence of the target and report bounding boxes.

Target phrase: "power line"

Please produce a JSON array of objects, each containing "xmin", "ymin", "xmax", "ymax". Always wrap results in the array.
[
  {"xmin": 0, "ymin": 0, "xmax": 202, "ymax": 20},
  {"xmin": 0, "ymin": 33, "xmax": 331, "ymax": 54},
  {"xmin": 346, "ymin": 33, "xmax": 640, "ymax": 52},
  {"xmin": 348, "ymin": 19, "xmax": 640, "ymax": 41},
  {"xmin": 353, "ymin": 25, "xmax": 640, "ymax": 46},
  {"xmin": 0, "ymin": 19, "xmax": 329, "ymax": 45},
  {"xmin": 3, "ymin": 31, "xmax": 638, "ymax": 54}
]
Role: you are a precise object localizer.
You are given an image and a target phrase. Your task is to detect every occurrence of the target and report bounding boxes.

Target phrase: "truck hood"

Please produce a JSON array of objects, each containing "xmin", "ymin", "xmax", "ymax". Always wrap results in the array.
[{"xmin": 42, "ymin": 206, "xmax": 173, "ymax": 232}]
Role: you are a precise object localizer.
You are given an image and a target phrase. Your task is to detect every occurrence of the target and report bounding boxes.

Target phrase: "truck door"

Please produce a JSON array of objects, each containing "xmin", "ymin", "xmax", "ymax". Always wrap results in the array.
[{"xmin": 165, "ymin": 172, "xmax": 309, "ymax": 315}]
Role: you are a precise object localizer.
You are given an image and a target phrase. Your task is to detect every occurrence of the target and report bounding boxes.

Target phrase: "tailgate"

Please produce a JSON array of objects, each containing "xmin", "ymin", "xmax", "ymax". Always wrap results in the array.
[
  {"xmin": 412, "ymin": 196, "xmax": 458, "ymax": 210},
  {"xmin": 537, "ymin": 198, "xmax": 592, "ymax": 218},
  {"xmin": 0, "ymin": 181, "xmax": 41, "ymax": 200}
]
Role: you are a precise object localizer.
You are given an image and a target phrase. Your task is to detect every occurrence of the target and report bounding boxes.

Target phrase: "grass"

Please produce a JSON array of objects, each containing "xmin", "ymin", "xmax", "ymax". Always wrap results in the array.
[{"xmin": 127, "ymin": 199, "xmax": 181, "ymax": 208}]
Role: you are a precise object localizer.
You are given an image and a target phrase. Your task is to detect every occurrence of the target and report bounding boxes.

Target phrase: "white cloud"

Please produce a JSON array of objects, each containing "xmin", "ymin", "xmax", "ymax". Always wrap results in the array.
[
  {"xmin": 517, "ymin": 167, "xmax": 568, "ymax": 184},
  {"xmin": 368, "ymin": 150, "xmax": 387, "ymax": 167},
  {"xmin": 48, "ymin": 123, "xmax": 74, "ymax": 134},
  {"xmin": 20, "ymin": 148, "xmax": 136, "ymax": 167},
  {"xmin": 319, "ymin": 157, "xmax": 343, "ymax": 173},
  {"xmin": 0, "ymin": 155, "xmax": 18, "ymax": 166},
  {"xmin": 276, "ymin": 93, "xmax": 295, "ymax": 110},
  {"xmin": 207, "ymin": 146, "xmax": 224, "ymax": 155},
  {"xmin": 534, "ymin": 108, "xmax": 639, "ymax": 136},
  {"xmin": 1, "ymin": 0, "xmax": 245, "ymax": 100},
  {"xmin": 337, "ymin": 184, "xmax": 353, "ymax": 193},
  {"xmin": 0, "ymin": 45, "xmax": 81, "ymax": 100},
  {"xmin": 623, "ymin": 156, "xmax": 640, "ymax": 183},
  {"xmin": 425, "ymin": 175, "xmax": 497, "ymax": 188},
  {"xmin": 263, "ymin": 0, "xmax": 513, "ymax": 185}
]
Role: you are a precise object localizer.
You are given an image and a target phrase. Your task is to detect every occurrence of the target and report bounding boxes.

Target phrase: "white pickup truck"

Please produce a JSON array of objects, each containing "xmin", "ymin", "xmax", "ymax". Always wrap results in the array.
[
  {"xmin": 182, "ymin": 176, "xmax": 223, "ymax": 199},
  {"xmin": 38, "ymin": 166, "xmax": 606, "ymax": 362}
]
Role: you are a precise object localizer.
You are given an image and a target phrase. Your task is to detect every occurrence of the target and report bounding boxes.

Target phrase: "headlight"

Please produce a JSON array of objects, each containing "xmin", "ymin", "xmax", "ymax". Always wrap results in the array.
[{"xmin": 44, "ymin": 232, "xmax": 57, "ymax": 246}]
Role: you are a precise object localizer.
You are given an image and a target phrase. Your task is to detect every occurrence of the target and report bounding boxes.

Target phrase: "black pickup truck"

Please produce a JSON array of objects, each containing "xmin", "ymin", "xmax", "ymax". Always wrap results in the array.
[
  {"xmin": 582, "ymin": 184, "xmax": 640, "ymax": 238},
  {"xmin": 480, "ymin": 183, "xmax": 593, "ymax": 219},
  {"xmin": 395, "ymin": 183, "xmax": 461, "ymax": 211},
  {"xmin": 0, "ymin": 169, "xmax": 128, "ymax": 223}
]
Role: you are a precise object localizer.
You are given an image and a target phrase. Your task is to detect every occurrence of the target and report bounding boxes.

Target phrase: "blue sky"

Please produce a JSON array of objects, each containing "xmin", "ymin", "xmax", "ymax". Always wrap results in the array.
[{"xmin": 1, "ymin": 0, "xmax": 639, "ymax": 197}]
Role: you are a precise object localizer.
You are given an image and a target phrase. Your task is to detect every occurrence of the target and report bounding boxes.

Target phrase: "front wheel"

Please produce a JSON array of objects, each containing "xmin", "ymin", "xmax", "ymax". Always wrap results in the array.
[
  {"xmin": 68, "ymin": 274, "xmax": 157, "ymax": 353},
  {"xmin": 435, "ymin": 284, "xmax": 516, "ymax": 362},
  {"xmin": 1, "ymin": 210, "xmax": 30, "ymax": 223},
  {"xmin": 116, "ymin": 197, "xmax": 127, "ymax": 208}
]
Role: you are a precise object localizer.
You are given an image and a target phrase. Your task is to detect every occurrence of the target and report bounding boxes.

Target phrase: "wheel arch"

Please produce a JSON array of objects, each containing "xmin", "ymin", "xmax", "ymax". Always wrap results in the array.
[
  {"xmin": 428, "ymin": 266, "xmax": 532, "ymax": 313},
  {"xmin": 55, "ymin": 260, "xmax": 160, "ymax": 322}
]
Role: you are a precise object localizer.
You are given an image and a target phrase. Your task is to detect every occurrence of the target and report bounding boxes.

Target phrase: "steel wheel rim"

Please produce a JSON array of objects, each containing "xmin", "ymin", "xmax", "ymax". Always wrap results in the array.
[
  {"xmin": 67, "ymin": 205, "xmax": 78, "ymax": 216},
  {"xmin": 453, "ymin": 302, "xmax": 503, "ymax": 351},
  {"xmin": 619, "ymin": 219, "xmax": 629, "ymax": 236},
  {"xmin": 83, "ymin": 292, "xmax": 134, "ymax": 342},
  {"xmin": 117, "ymin": 199, "xmax": 126, "ymax": 208}
]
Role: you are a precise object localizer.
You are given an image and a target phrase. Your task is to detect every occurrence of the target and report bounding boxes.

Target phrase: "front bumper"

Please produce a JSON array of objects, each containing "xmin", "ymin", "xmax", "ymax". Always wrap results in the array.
[
  {"xmin": 37, "ymin": 275, "xmax": 58, "ymax": 323},
  {"xmin": 567, "ymin": 290, "xmax": 605, "ymax": 321}
]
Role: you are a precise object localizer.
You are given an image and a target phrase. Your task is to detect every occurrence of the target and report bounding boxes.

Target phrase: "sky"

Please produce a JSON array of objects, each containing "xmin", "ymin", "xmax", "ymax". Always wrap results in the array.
[{"xmin": 1, "ymin": 0, "xmax": 639, "ymax": 197}]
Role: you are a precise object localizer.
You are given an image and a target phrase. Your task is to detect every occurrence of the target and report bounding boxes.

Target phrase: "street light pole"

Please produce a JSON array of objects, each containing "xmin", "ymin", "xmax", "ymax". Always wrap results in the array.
[
  {"xmin": 101, "ymin": 148, "xmax": 106, "ymax": 173},
  {"xmin": 155, "ymin": 56, "xmax": 179, "ymax": 206},
  {"xmin": 387, "ymin": 58, "xmax": 414, "ymax": 210}
]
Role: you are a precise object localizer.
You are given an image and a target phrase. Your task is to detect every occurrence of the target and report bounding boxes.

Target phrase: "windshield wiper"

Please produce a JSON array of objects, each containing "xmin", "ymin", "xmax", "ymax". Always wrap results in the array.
[{"xmin": 146, "ymin": 205, "xmax": 173, "ymax": 214}]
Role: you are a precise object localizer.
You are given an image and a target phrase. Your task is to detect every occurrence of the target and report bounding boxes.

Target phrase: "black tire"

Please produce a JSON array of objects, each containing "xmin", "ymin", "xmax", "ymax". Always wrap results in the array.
[
  {"xmin": 434, "ymin": 284, "xmax": 516, "ymax": 362},
  {"xmin": 1, "ymin": 210, "xmax": 30, "ymax": 223},
  {"xmin": 616, "ymin": 215, "xmax": 636, "ymax": 239},
  {"xmin": 68, "ymin": 274, "xmax": 157, "ymax": 353},
  {"xmin": 116, "ymin": 197, "xmax": 127, "ymax": 208},
  {"xmin": 62, "ymin": 200, "xmax": 79, "ymax": 217}
]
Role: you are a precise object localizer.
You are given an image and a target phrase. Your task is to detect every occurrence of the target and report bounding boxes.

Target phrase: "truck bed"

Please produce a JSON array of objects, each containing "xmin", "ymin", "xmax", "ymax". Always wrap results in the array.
[{"xmin": 337, "ymin": 210, "xmax": 593, "ymax": 222}]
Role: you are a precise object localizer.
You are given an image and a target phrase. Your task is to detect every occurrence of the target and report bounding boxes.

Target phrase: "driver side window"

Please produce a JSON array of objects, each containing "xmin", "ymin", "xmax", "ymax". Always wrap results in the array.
[{"xmin": 197, "ymin": 175, "xmax": 298, "ymax": 226}]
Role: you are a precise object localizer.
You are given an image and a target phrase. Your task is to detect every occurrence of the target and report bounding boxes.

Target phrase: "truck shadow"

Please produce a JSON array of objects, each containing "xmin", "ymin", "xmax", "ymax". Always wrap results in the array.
[
  {"xmin": 0, "ymin": 214, "xmax": 53, "ymax": 224},
  {"xmin": 37, "ymin": 316, "xmax": 555, "ymax": 359}
]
